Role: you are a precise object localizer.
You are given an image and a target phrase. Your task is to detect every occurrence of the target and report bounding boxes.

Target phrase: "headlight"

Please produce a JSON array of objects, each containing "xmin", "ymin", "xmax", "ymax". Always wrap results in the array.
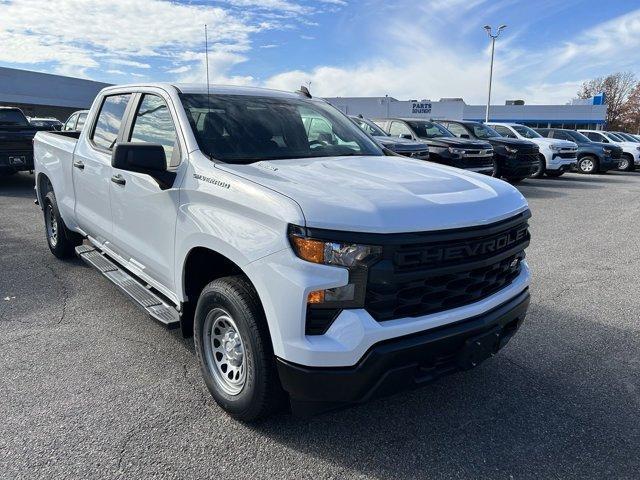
[
  {"xmin": 636, "ymin": 146, "xmax": 640, "ymax": 152},
  {"xmin": 603, "ymin": 148, "xmax": 612, "ymax": 155},
  {"xmin": 549, "ymin": 144, "xmax": 562, "ymax": 151},
  {"xmin": 448, "ymin": 147, "xmax": 466, "ymax": 155},
  {"xmin": 288, "ymin": 225, "xmax": 382, "ymax": 334},
  {"xmin": 504, "ymin": 145, "xmax": 518, "ymax": 154}
]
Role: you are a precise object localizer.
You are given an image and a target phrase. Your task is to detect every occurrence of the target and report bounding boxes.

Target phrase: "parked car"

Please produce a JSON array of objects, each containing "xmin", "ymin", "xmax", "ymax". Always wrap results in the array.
[
  {"xmin": 62, "ymin": 110, "xmax": 89, "ymax": 132},
  {"xmin": 28, "ymin": 117, "xmax": 63, "ymax": 131},
  {"xmin": 436, "ymin": 119, "xmax": 538, "ymax": 183},
  {"xmin": 578, "ymin": 130, "xmax": 640, "ymax": 172},
  {"xmin": 535, "ymin": 128, "xmax": 621, "ymax": 174},
  {"xmin": 486, "ymin": 122, "xmax": 577, "ymax": 178},
  {"xmin": 0, "ymin": 106, "xmax": 37, "ymax": 176},
  {"xmin": 373, "ymin": 118, "xmax": 494, "ymax": 174},
  {"xmin": 34, "ymin": 83, "xmax": 532, "ymax": 420},
  {"xmin": 350, "ymin": 115, "xmax": 429, "ymax": 159}
]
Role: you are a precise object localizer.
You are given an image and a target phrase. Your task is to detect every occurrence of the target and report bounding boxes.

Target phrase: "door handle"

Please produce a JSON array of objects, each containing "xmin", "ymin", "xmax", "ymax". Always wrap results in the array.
[
  {"xmin": 111, "ymin": 174, "xmax": 126, "ymax": 186},
  {"xmin": 73, "ymin": 160, "xmax": 84, "ymax": 170}
]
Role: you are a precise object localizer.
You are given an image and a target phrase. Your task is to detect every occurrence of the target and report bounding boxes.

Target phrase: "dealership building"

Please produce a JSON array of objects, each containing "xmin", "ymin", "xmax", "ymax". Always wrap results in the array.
[
  {"xmin": 325, "ymin": 94, "xmax": 607, "ymax": 130},
  {"xmin": 0, "ymin": 67, "xmax": 109, "ymax": 121}
]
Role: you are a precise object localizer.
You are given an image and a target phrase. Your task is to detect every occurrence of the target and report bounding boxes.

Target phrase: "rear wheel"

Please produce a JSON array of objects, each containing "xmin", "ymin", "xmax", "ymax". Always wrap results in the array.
[
  {"xmin": 529, "ymin": 155, "xmax": 546, "ymax": 178},
  {"xmin": 577, "ymin": 155, "xmax": 598, "ymax": 174},
  {"xmin": 43, "ymin": 191, "xmax": 83, "ymax": 259},
  {"xmin": 618, "ymin": 154, "xmax": 634, "ymax": 172},
  {"xmin": 194, "ymin": 275, "xmax": 285, "ymax": 421}
]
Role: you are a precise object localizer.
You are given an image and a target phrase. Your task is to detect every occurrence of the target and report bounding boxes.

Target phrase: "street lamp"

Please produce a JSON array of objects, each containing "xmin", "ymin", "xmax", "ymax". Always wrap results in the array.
[{"xmin": 483, "ymin": 24, "xmax": 507, "ymax": 123}]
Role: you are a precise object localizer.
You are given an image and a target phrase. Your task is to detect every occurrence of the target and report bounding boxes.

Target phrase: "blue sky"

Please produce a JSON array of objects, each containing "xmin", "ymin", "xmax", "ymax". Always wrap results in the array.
[{"xmin": 0, "ymin": 0, "xmax": 639, "ymax": 104}]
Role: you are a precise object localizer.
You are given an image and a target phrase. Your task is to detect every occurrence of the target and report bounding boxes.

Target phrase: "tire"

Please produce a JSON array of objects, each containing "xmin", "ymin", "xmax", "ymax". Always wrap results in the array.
[
  {"xmin": 43, "ymin": 191, "xmax": 83, "ymax": 259},
  {"xmin": 577, "ymin": 155, "xmax": 598, "ymax": 174},
  {"xmin": 529, "ymin": 155, "xmax": 546, "ymax": 178},
  {"xmin": 545, "ymin": 170, "xmax": 564, "ymax": 178},
  {"xmin": 490, "ymin": 158, "xmax": 501, "ymax": 178},
  {"xmin": 194, "ymin": 275, "xmax": 285, "ymax": 421},
  {"xmin": 618, "ymin": 154, "xmax": 634, "ymax": 172}
]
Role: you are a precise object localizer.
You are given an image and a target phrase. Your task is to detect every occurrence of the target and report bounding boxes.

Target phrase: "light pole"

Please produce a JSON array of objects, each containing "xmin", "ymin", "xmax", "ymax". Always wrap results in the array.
[{"xmin": 483, "ymin": 24, "xmax": 507, "ymax": 123}]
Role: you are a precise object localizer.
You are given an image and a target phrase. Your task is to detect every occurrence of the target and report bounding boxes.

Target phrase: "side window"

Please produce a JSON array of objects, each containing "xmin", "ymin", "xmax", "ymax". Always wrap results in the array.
[
  {"xmin": 587, "ymin": 132, "xmax": 605, "ymax": 142},
  {"xmin": 92, "ymin": 94, "xmax": 131, "ymax": 150},
  {"xmin": 76, "ymin": 113, "xmax": 87, "ymax": 131},
  {"xmin": 129, "ymin": 94, "xmax": 180, "ymax": 167},
  {"xmin": 494, "ymin": 125, "xmax": 516, "ymax": 138},
  {"xmin": 389, "ymin": 121, "xmax": 412, "ymax": 137},
  {"xmin": 446, "ymin": 123, "xmax": 468, "ymax": 137},
  {"xmin": 63, "ymin": 113, "xmax": 78, "ymax": 131},
  {"xmin": 307, "ymin": 117, "xmax": 333, "ymax": 142}
]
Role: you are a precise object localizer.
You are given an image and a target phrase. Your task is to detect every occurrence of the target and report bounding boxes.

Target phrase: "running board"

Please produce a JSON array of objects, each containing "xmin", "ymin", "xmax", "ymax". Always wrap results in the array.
[{"xmin": 75, "ymin": 245, "xmax": 180, "ymax": 329}]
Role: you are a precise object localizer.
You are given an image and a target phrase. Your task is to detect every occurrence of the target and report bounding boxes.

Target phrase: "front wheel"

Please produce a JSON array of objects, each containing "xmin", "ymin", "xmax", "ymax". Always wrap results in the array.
[
  {"xmin": 577, "ymin": 156, "xmax": 598, "ymax": 174},
  {"xmin": 194, "ymin": 276, "xmax": 285, "ymax": 421},
  {"xmin": 43, "ymin": 191, "xmax": 83, "ymax": 259},
  {"xmin": 618, "ymin": 154, "xmax": 635, "ymax": 172},
  {"xmin": 529, "ymin": 155, "xmax": 546, "ymax": 178}
]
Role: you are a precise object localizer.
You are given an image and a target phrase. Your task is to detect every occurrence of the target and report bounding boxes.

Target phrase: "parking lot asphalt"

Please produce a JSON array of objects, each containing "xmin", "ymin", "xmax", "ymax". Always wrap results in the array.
[{"xmin": 1, "ymin": 171, "xmax": 639, "ymax": 479}]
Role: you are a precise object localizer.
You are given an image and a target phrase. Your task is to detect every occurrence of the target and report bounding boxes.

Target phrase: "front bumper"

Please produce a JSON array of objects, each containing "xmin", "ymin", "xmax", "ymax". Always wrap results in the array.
[{"xmin": 277, "ymin": 288, "xmax": 530, "ymax": 415}]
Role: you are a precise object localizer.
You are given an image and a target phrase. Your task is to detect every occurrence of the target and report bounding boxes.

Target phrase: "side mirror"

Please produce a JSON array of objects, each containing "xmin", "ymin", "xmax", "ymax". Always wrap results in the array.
[
  {"xmin": 460, "ymin": 133, "xmax": 470, "ymax": 139},
  {"xmin": 111, "ymin": 143, "xmax": 176, "ymax": 189},
  {"xmin": 400, "ymin": 134, "xmax": 412, "ymax": 140}
]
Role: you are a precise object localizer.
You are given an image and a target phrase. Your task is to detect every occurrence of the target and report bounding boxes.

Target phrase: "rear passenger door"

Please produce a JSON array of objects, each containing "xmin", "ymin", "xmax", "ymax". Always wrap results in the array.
[
  {"xmin": 73, "ymin": 93, "xmax": 132, "ymax": 244},
  {"xmin": 108, "ymin": 91, "xmax": 183, "ymax": 295}
]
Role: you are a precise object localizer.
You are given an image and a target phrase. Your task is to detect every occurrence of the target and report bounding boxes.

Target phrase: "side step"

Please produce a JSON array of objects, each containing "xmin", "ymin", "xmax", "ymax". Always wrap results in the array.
[{"xmin": 75, "ymin": 245, "xmax": 180, "ymax": 329}]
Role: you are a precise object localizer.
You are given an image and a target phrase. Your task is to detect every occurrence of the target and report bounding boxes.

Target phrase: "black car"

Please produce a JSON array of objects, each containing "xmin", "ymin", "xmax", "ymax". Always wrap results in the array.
[
  {"xmin": 0, "ymin": 107, "xmax": 37, "ymax": 176},
  {"xmin": 350, "ymin": 116, "xmax": 429, "ymax": 159},
  {"xmin": 438, "ymin": 120, "xmax": 539, "ymax": 182},
  {"xmin": 535, "ymin": 128, "xmax": 621, "ymax": 174},
  {"xmin": 373, "ymin": 118, "xmax": 494, "ymax": 174},
  {"xmin": 28, "ymin": 118, "xmax": 63, "ymax": 131}
]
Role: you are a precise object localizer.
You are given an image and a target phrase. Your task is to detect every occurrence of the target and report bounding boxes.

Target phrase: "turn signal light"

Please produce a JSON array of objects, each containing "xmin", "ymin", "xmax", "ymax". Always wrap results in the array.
[{"xmin": 307, "ymin": 290, "xmax": 325, "ymax": 304}]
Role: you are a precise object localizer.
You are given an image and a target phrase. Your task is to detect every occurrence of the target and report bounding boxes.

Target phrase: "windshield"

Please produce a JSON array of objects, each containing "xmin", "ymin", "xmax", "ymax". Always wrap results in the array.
[
  {"xmin": 180, "ymin": 94, "xmax": 383, "ymax": 163},
  {"xmin": 615, "ymin": 132, "xmax": 639, "ymax": 142},
  {"xmin": 406, "ymin": 120, "xmax": 453, "ymax": 139},
  {"xmin": 472, "ymin": 123, "xmax": 501, "ymax": 139},
  {"xmin": 604, "ymin": 132, "xmax": 625, "ymax": 142},
  {"xmin": 351, "ymin": 117, "xmax": 388, "ymax": 137},
  {"xmin": 0, "ymin": 109, "xmax": 29, "ymax": 126},
  {"xmin": 512, "ymin": 125, "xmax": 542, "ymax": 139},
  {"xmin": 564, "ymin": 130, "xmax": 590, "ymax": 142}
]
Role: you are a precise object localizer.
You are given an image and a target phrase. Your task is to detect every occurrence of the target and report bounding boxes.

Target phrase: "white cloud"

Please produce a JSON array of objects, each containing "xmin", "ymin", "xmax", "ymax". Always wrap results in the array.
[
  {"xmin": 106, "ymin": 69, "xmax": 126, "ymax": 75},
  {"xmin": 263, "ymin": 4, "xmax": 640, "ymax": 105},
  {"xmin": 166, "ymin": 65, "xmax": 192, "ymax": 74},
  {"xmin": 108, "ymin": 59, "xmax": 151, "ymax": 69}
]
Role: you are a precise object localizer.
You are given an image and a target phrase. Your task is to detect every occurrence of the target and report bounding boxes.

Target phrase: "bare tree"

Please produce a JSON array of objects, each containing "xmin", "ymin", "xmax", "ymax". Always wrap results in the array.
[
  {"xmin": 577, "ymin": 72, "xmax": 637, "ymax": 129},
  {"xmin": 621, "ymin": 83, "xmax": 640, "ymax": 133}
]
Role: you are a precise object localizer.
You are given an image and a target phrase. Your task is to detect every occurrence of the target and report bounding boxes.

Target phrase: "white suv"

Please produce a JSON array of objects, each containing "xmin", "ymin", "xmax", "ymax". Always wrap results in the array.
[
  {"xmin": 487, "ymin": 122, "xmax": 577, "ymax": 178},
  {"xmin": 578, "ymin": 130, "xmax": 640, "ymax": 171}
]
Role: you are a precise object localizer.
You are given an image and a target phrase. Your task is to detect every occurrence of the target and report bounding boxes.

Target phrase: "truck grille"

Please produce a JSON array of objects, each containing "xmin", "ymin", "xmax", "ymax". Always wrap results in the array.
[
  {"xmin": 365, "ymin": 211, "xmax": 530, "ymax": 321},
  {"xmin": 557, "ymin": 148, "xmax": 577, "ymax": 159}
]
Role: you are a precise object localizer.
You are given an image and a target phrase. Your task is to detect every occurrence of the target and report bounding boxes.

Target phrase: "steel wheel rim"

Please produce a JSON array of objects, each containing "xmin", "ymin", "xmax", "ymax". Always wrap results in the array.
[
  {"xmin": 45, "ymin": 204, "xmax": 58, "ymax": 247},
  {"xmin": 620, "ymin": 158, "xmax": 629, "ymax": 170},
  {"xmin": 531, "ymin": 157, "xmax": 544, "ymax": 177},
  {"xmin": 580, "ymin": 158, "xmax": 594, "ymax": 173},
  {"xmin": 203, "ymin": 308, "xmax": 246, "ymax": 396}
]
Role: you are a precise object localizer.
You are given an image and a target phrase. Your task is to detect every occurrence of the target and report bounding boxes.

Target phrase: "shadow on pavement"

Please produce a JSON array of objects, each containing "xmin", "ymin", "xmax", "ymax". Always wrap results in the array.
[{"xmin": 252, "ymin": 303, "xmax": 640, "ymax": 479}]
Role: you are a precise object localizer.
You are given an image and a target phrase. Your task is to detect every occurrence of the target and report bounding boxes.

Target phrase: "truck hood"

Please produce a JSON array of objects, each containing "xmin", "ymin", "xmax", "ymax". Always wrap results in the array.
[
  {"xmin": 374, "ymin": 135, "xmax": 428, "ymax": 150},
  {"xmin": 529, "ymin": 137, "xmax": 576, "ymax": 149},
  {"xmin": 485, "ymin": 137, "xmax": 537, "ymax": 149},
  {"xmin": 217, "ymin": 156, "xmax": 528, "ymax": 233},
  {"xmin": 421, "ymin": 136, "xmax": 492, "ymax": 150}
]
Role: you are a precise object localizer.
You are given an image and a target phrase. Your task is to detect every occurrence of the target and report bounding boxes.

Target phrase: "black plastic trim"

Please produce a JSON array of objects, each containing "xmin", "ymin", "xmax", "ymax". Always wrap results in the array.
[{"xmin": 277, "ymin": 288, "xmax": 530, "ymax": 415}]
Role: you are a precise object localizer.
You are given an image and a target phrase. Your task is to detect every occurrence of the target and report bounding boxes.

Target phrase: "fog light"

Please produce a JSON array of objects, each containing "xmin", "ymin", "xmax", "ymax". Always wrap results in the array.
[{"xmin": 308, "ymin": 290, "xmax": 325, "ymax": 304}]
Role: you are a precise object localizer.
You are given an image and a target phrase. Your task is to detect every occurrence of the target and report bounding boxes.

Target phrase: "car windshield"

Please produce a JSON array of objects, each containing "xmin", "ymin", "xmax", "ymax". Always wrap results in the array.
[
  {"xmin": 605, "ymin": 132, "xmax": 625, "ymax": 142},
  {"xmin": 351, "ymin": 117, "xmax": 388, "ymax": 137},
  {"xmin": 471, "ymin": 123, "xmax": 501, "ymax": 139},
  {"xmin": 180, "ymin": 94, "xmax": 383, "ymax": 163},
  {"xmin": 406, "ymin": 120, "xmax": 453, "ymax": 138},
  {"xmin": 512, "ymin": 125, "xmax": 542, "ymax": 139},
  {"xmin": 565, "ymin": 130, "xmax": 591, "ymax": 142},
  {"xmin": 616, "ymin": 132, "xmax": 639, "ymax": 142},
  {"xmin": 0, "ymin": 109, "xmax": 29, "ymax": 126}
]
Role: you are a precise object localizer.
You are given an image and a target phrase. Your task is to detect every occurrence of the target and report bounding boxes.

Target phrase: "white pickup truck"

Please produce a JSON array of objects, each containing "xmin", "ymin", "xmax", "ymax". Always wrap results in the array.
[{"xmin": 34, "ymin": 83, "xmax": 532, "ymax": 420}]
